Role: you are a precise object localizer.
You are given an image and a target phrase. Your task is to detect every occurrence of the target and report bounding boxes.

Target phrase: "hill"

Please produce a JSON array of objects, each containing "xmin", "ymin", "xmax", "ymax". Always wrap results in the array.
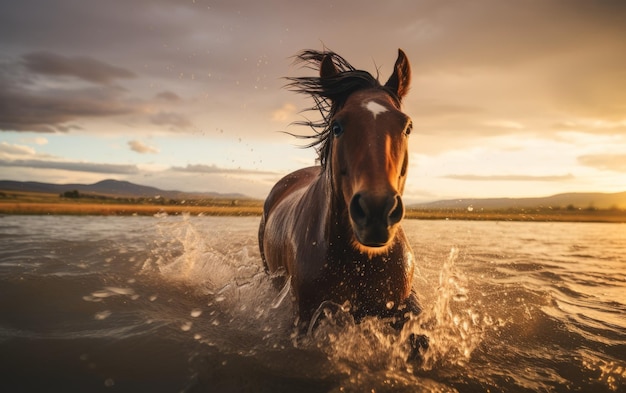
[
  {"xmin": 411, "ymin": 192, "xmax": 626, "ymax": 211},
  {"xmin": 0, "ymin": 179, "xmax": 248, "ymax": 200},
  {"xmin": 2, "ymin": 179, "xmax": 624, "ymax": 212}
]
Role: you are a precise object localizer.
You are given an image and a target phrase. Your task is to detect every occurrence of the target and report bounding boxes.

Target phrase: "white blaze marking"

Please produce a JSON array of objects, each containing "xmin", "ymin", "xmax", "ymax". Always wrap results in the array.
[{"xmin": 364, "ymin": 100, "xmax": 388, "ymax": 119}]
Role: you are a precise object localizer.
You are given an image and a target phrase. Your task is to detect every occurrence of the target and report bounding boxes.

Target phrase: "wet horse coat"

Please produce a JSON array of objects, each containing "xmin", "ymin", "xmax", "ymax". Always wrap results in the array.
[{"xmin": 259, "ymin": 49, "xmax": 420, "ymax": 329}]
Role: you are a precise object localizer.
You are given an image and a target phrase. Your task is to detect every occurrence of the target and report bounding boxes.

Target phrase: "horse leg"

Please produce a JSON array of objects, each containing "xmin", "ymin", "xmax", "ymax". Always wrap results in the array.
[
  {"xmin": 258, "ymin": 214, "xmax": 288, "ymax": 291},
  {"xmin": 392, "ymin": 290, "xmax": 429, "ymax": 362},
  {"xmin": 390, "ymin": 289, "xmax": 421, "ymax": 330},
  {"xmin": 258, "ymin": 213, "xmax": 269, "ymax": 273}
]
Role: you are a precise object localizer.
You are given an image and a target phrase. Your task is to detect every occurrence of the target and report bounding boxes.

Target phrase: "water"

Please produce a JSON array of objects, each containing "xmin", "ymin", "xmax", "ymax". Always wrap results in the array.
[{"xmin": 0, "ymin": 215, "xmax": 624, "ymax": 392}]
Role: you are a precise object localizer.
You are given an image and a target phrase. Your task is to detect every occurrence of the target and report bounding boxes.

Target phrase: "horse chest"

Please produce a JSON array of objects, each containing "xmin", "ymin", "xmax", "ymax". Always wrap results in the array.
[{"xmin": 295, "ymin": 243, "xmax": 412, "ymax": 318}]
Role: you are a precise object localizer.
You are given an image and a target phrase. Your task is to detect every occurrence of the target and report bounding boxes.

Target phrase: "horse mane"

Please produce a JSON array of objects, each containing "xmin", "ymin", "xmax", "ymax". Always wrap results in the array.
[{"xmin": 285, "ymin": 50, "xmax": 398, "ymax": 167}]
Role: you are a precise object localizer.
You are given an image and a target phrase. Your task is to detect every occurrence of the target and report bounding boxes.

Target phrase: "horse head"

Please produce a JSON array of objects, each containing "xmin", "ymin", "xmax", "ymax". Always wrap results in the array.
[{"xmin": 320, "ymin": 50, "xmax": 412, "ymax": 253}]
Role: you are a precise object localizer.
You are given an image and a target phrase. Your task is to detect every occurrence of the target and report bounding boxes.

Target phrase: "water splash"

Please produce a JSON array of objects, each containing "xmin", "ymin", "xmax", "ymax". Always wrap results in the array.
[
  {"xmin": 138, "ymin": 214, "xmax": 294, "ymax": 350},
  {"xmin": 295, "ymin": 247, "xmax": 486, "ymax": 380},
  {"xmin": 409, "ymin": 247, "xmax": 484, "ymax": 371},
  {"xmin": 142, "ymin": 214, "xmax": 264, "ymax": 295},
  {"xmin": 139, "ymin": 217, "xmax": 487, "ymax": 385}
]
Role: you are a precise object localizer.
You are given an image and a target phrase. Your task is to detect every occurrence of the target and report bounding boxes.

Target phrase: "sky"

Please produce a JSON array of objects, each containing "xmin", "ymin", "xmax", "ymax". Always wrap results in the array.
[{"xmin": 1, "ymin": 0, "xmax": 625, "ymax": 203}]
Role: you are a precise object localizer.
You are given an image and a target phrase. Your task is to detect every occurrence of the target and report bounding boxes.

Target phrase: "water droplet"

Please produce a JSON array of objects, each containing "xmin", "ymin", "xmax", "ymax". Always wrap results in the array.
[
  {"xmin": 386, "ymin": 301, "xmax": 395, "ymax": 309},
  {"xmin": 453, "ymin": 293, "xmax": 469, "ymax": 302},
  {"xmin": 190, "ymin": 309, "xmax": 202, "ymax": 318},
  {"xmin": 94, "ymin": 310, "xmax": 112, "ymax": 320}
]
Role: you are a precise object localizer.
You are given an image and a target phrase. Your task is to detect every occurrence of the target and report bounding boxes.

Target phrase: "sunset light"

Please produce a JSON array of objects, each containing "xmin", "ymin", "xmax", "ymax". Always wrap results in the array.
[{"xmin": 1, "ymin": 0, "xmax": 625, "ymax": 203}]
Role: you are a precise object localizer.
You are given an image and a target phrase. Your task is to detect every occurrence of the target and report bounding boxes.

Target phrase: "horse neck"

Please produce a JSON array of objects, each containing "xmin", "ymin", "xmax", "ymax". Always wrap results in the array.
[{"xmin": 318, "ymin": 163, "xmax": 354, "ymax": 251}]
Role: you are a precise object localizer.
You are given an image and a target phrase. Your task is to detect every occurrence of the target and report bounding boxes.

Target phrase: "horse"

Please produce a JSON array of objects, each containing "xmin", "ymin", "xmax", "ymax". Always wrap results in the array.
[{"xmin": 259, "ymin": 49, "xmax": 421, "ymax": 335}]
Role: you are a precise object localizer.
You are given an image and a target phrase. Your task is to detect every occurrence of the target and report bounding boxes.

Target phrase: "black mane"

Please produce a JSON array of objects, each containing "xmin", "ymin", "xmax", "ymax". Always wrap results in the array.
[{"xmin": 286, "ymin": 50, "xmax": 398, "ymax": 167}]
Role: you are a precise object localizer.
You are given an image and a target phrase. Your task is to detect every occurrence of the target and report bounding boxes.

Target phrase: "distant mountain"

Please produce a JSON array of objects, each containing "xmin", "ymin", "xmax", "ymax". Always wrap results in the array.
[
  {"xmin": 411, "ymin": 192, "xmax": 626, "ymax": 210},
  {"xmin": 3, "ymin": 179, "xmax": 624, "ymax": 209},
  {"xmin": 0, "ymin": 179, "xmax": 248, "ymax": 200}
]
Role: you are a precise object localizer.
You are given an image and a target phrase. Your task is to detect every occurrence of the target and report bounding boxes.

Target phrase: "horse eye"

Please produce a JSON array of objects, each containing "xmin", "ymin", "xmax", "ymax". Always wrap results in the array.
[
  {"xmin": 404, "ymin": 121, "xmax": 413, "ymax": 136},
  {"xmin": 331, "ymin": 121, "xmax": 344, "ymax": 137}
]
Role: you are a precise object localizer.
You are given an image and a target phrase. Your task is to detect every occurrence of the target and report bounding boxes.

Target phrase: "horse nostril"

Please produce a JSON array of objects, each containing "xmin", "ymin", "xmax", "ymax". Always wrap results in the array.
[
  {"xmin": 351, "ymin": 192, "xmax": 403, "ymax": 228},
  {"xmin": 388, "ymin": 195, "xmax": 404, "ymax": 226},
  {"xmin": 349, "ymin": 193, "xmax": 368, "ymax": 226}
]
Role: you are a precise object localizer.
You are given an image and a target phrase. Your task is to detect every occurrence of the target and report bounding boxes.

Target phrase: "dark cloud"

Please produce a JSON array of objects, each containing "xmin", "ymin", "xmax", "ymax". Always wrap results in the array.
[
  {"xmin": 0, "ymin": 52, "xmax": 141, "ymax": 132},
  {"xmin": 578, "ymin": 154, "xmax": 626, "ymax": 173},
  {"xmin": 3, "ymin": 0, "xmax": 625, "ymax": 80},
  {"xmin": 155, "ymin": 91, "xmax": 182, "ymax": 102},
  {"xmin": 443, "ymin": 174, "xmax": 575, "ymax": 182},
  {"xmin": 22, "ymin": 51, "xmax": 136, "ymax": 84},
  {"xmin": 0, "ymin": 53, "xmax": 185, "ymax": 133},
  {"xmin": 0, "ymin": 79, "xmax": 137, "ymax": 132},
  {"xmin": 404, "ymin": 0, "xmax": 626, "ymax": 72},
  {"xmin": 0, "ymin": 159, "xmax": 140, "ymax": 174}
]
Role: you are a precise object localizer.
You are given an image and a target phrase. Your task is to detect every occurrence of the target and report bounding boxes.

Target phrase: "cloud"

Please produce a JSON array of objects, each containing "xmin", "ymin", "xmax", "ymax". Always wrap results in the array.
[
  {"xmin": 0, "ymin": 51, "xmax": 202, "ymax": 135},
  {"xmin": 155, "ymin": 91, "xmax": 181, "ymax": 102},
  {"xmin": 552, "ymin": 119, "xmax": 626, "ymax": 135},
  {"xmin": 0, "ymin": 57, "xmax": 139, "ymax": 132},
  {"xmin": 0, "ymin": 85, "xmax": 136, "ymax": 132},
  {"xmin": 407, "ymin": 1, "xmax": 626, "ymax": 72},
  {"xmin": 22, "ymin": 51, "xmax": 136, "ymax": 84},
  {"xmin": 443, "ymin": 174, "xmax": 575, "ymax": 182},
  {"xmin": 0, "ymin": 159, "xmax": 139, "ymax": 174},
  {"xmin": 128, "ymin": 140, "xmax": 159, "ymax": 154},
  {"xmin": 149, "ymin": 111, "xmax": 192, "ymax": 130},
  {"xmin": 271, "ymin": 103, "xmax": 297, "ymax": 122},
  {"xmin": 0, "ymin": 54, "xmax": 192, "ymax": 134},
  {"xmin": 31, "ymin": 137, "xmax": 49, "ymax": 145},
  {"xmin": 172, "ymin": 163, "xmax": 279, "ymax": 176},
  {"xmin": 578, "ymin": 154, "xmax": 626, "ymax": 173},
  {"xmin": 483, "ymin": 120, "xmax": 525, "ymax": 130},
  {"xmin": 0, "ymin": 141, "xmax": 36, "ymax": 156}
]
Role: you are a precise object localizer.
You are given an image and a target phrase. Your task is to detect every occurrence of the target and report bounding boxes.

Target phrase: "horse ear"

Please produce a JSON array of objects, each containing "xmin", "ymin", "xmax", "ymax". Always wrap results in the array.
[
  {"xmin": 384, "ymin": 49, "xmax": 411, "ymax": 101},
  {"xmin": 320, "ymin": 55, "xmax": 339, "ymax": 79}
]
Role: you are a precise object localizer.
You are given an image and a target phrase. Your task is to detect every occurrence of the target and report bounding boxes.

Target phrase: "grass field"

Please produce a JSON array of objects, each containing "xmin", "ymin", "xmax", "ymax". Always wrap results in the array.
[
  {"xmin": 404, "ymin": 208, "xmax": 626, "ymax": 223},
  {"xmin": 0, "ymin": 190, "xmax": 263, "ymax": 217},
  {"xmin": 2, "ymin": 190, "xmax": 625, "ymax": 222}
]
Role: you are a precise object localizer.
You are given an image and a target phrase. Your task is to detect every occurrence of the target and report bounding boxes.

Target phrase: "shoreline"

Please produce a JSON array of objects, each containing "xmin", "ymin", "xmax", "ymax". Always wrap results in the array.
[
  {"xmin": 0, "ymin": 202, "xmax": 261, "ymax": 217},
  {"xmin": 404, "ymin": 209, "xmax": 626, "ymax": 223},
  {"xmin": 1, "ymin": 201, "xmax": 625, "ymax": 223}
]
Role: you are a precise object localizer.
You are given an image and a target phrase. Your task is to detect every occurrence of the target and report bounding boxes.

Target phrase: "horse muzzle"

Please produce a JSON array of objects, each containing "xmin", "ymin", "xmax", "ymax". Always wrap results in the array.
[{"xmin": 349, "ymin": 191, "xmax": 404, "ymax": 248}]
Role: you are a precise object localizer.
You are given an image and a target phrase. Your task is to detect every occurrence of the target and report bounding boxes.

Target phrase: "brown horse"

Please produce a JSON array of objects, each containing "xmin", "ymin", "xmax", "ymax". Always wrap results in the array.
[{"xmin": 259, "ymin": 49, "xmax": 420, "ymax": 332}]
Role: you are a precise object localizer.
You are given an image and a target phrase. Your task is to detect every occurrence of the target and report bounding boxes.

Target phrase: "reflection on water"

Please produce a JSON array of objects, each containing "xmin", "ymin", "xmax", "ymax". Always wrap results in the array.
[{"xmin": 0, "ymin": 215, "xmax": 624, "ymax": 392}]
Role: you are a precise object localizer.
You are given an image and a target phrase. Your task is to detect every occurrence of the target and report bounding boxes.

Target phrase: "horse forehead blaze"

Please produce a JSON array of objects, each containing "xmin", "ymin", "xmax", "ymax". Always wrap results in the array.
[{"xmin": 363, "ymin": 100, "xmax": 388, "ymax": 119}]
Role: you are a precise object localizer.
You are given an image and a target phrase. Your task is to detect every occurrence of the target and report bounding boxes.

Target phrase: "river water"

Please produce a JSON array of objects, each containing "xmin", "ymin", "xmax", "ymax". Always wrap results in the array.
[{"xmin": 0, "ymin": 215, "xmax": 624, "ymax": 392}]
